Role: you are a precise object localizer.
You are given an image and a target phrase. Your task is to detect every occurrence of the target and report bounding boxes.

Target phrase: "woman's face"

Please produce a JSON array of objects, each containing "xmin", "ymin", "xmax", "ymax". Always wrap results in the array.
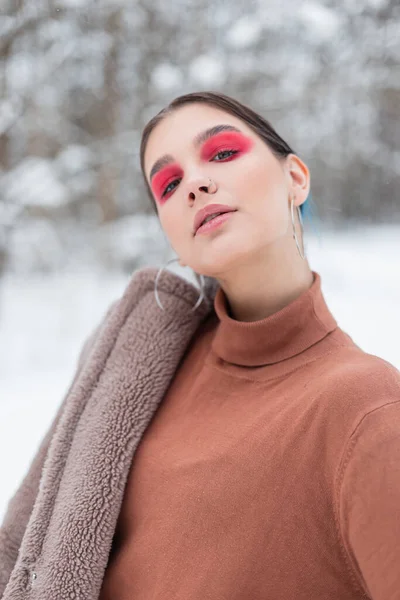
[{"xmin": 143, "ymin": 103, "xmax": 309, "ymax": 281}]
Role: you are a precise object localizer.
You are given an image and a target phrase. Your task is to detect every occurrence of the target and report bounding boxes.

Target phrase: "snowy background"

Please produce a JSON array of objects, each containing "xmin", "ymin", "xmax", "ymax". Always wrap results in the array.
[
  {"xmin": 0, "ymin": 0, "xmax": 399, "ymax": 520},
  {"xmin": 1, "ymin": 222, "xmax": 399, "ymax": 521}
]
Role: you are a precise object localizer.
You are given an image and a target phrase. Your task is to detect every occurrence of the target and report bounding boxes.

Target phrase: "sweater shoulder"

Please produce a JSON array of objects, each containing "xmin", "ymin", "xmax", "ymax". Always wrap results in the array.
[
  {"xmin": 305, "ymin": 336, "xmax": 400, "ymax": 424},
  {"xmin": 322, "ymin": 325, "xmax": 400, "ymax": 387}
]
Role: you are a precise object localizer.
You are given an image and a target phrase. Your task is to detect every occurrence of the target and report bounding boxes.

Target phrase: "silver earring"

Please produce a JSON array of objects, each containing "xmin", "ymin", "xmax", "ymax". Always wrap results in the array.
[
  {"xmin": 291, "ymin": 196, "xmax": 306, "ymax": 259},
  {"xmin": 154, "ymin": 258, "xmax": 205, "ymax": 311}
]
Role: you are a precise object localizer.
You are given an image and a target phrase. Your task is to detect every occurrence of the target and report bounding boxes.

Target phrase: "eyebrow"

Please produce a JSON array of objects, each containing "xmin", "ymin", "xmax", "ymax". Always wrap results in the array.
[{"xmin": 149, "ymin": 124, "xmax": 242, "ymax": 182}]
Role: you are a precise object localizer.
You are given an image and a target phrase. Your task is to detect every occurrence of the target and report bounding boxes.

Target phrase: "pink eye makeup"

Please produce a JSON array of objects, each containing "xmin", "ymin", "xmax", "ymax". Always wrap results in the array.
[
  {"xmin": 152, "ymin": 163, "xmax": 184, "ymax": 203},
  {"xmin": 151, "ymin": 130, "xmax": 255, "ymax": 203},
  {"xmin": 200, "ymin": 131, "xmax": 254, "ymax": 160}
]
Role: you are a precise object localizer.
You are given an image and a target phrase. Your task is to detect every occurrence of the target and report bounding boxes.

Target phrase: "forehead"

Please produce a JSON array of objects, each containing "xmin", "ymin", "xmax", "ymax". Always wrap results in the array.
[{"xmin": 144, "ymin": 103, "xmax": 255, "ymax": 180}]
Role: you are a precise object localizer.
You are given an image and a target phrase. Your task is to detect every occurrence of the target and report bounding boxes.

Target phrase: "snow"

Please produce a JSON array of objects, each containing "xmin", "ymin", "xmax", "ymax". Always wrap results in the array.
[
  {"xmin": 6, "ymin": 53, "xmax": 35, "ymax": 94},
  {"xmin": 6, "ymin": 219, "xmax": 66, "ymax": 272},
  {"xmin": 55, "ymin": 144, "xmax": 94, "ymax": 174},
  {"xmin": 56, "ymin": 0, "xmax": 90, "ymax": 8},
  {"xmin": 0, "ymin": 98, "xmax": 23, "ymax": 136},
  {"xmin": 364, "ymin": 0, "xmax": 389, "ymax": 8},
  {"xmin": 225, "ymin": 16, "xmax": 264, "ymax": 49},
  {"xmin": 298, "ymin": 2, "xmax": 344, "ymax": 41},
  {"xmin": 151, "ymin": 63, "xmax": 184, "ymax": 91},
  {"xmin": 188, "ymin": 55, "xmax": 227, "ymax": 86},
  {"xmin": 2, "ymin": 157, "xmax": 69, "ymax": 208},
  {"xmin": 0, "ymin": 223, "xmax": 399, "ymax": 522}
]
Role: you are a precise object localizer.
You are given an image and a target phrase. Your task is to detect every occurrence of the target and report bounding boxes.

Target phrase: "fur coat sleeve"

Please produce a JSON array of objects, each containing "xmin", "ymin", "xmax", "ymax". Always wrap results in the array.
[
  {"xmin": 0, "ymin": 308, "xmax": 110, "ymax": 598},
  {"xmin": 0, "ymin": 266, "xmax": 216, "ymax": 600}
]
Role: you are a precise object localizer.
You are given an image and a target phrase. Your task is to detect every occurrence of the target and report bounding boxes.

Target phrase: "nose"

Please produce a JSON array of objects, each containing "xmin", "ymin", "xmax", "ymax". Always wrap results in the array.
[{"xmin": 185, "ymin": 176, "xmax": 215, "ymax": 203}]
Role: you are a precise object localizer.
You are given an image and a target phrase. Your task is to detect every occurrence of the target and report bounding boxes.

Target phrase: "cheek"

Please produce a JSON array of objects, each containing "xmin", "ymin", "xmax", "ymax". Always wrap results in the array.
[
  {"xmin": 239, "ymin": 157, "xmax": 286, "ymax": 210},
  {"xmin": 161, "ymin": 210, "xmax": 186, "ymax": 244},
  {"xmin": 233, "ymin": 157, "xmax": 267, "ymax": 194},
  {"xmin": 253, "ymin": 157, "xmax": 283, "ymax": 192}
]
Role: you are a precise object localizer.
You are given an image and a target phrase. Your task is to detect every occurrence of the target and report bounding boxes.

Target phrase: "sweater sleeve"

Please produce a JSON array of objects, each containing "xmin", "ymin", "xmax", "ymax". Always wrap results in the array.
[
  {"xmin": 337, "ymin": 400, "xmax": 400, "ymax": 600},
  {"xmin": 0, "ymin": 302, "xmax": 115, "ymax": 598}
]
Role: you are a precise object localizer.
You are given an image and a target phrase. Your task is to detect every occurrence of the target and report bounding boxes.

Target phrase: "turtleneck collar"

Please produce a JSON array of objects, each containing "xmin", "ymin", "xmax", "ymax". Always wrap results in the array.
[{"xmin": 210, "ymin": 271, "xmax": 338, "ymax": 367}]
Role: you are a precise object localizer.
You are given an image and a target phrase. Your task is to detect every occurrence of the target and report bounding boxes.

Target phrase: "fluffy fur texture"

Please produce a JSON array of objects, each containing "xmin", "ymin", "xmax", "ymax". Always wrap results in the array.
[{"xmin": 0, "ymin": 266, "xmax": 218, "ymax": 599}]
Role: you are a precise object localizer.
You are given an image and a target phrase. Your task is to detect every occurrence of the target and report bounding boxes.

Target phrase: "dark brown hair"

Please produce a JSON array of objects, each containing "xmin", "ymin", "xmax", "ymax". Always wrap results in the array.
[{"xmin": 140, "ymin": 90, "xmax": 311, "ymax": 220}]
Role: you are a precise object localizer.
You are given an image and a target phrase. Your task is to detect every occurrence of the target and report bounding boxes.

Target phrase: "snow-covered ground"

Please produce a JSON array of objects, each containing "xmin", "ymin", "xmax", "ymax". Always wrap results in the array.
[{"xmin": 0, "ymin": 223, "xmax": 399, "ymax": 522}]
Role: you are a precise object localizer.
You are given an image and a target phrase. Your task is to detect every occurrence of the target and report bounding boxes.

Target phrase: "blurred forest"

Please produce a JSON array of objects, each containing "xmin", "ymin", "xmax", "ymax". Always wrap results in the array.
[{"xmin": 0, "ymin": 0, "xmax": 399, "ymax": 276}]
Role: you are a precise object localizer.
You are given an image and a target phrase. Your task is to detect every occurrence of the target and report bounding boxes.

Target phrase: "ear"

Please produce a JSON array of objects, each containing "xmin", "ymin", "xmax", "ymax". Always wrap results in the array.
[{"xmin": 285, "ymin": 154, "xmax": 310, "ymax": 208}]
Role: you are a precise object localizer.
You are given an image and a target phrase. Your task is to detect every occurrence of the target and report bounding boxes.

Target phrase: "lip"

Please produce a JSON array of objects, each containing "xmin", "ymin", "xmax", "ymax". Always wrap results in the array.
[
  {"xmin": 195, "ymin": 211, "xmax": 236, "ymax": 236},
  {"xmin": 193, "ymin": 203, "xmax": 237, "ymax": 235}
]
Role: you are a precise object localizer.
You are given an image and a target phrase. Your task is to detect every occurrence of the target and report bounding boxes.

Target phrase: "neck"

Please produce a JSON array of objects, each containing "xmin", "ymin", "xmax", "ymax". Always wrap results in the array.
[{"xmin": 216, "ymin": 249, "xmax": 314, "ymax": 323}]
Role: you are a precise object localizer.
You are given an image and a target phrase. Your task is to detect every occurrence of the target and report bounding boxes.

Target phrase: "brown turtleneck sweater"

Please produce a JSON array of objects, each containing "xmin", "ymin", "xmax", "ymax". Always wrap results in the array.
[{"xmin": 99, "ymin": 271, "xmax": 400, "ymax": 600}]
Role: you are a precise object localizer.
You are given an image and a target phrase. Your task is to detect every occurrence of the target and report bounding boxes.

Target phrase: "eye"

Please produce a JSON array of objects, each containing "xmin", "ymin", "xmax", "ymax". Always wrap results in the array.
[
  {"xmin": 162, "ymin": 179, "xmax": 179, "ymax": 197},
  {"xmin": 160, "ymin": 148, "xmax": 239, "ymax": 198},
  {"xmin": 212, "ymin": 148, "xmax": 239, "ymax": 161}
]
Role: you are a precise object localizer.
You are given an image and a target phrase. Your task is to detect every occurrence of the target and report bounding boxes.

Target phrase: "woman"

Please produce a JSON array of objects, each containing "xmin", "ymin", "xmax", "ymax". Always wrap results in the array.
[{"xmin": 1, "ymin": 91, "xmax": 399, "ymax": 600}]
